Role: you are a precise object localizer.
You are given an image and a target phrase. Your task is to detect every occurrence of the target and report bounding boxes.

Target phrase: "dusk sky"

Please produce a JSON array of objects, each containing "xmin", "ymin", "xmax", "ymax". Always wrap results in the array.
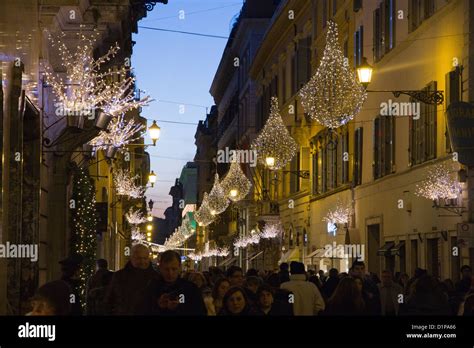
[{"xmin": 132, "ymin": 0, "xmax": 244, "ymax": 217}]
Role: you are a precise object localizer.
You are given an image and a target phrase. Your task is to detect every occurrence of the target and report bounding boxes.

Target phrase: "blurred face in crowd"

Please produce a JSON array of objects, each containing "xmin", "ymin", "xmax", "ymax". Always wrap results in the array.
[
  {"xmin": 227, "ymin": 290, "xmax": 246, "ymax": 314},
  {"xmin": 229, "ymin": 270, "xmax": 244, "ymax": 287},
  {"xmin": 462, "ymin": 268, "xmax": 472, "ymax": 279},
  {"xmin": 381, "ymin": 272, "xmax": 393, "ymax": 287},
  {"xmin": 354, "ymin": 278, "xmax": 363, "ymax": 292},
  {"xmin": 352, "ymin": 264, "xmax": 365, "ymax": 278},
  {"xmin": 259, "ymin": 290, "xmax": 273, "ymax": 310},
  {"xmin": 160, "ymin": 258, "xmax": 181, "ymax": 284},
  {"xmin": 190, "ymin": 273, "xmax": 204, "ymax": 288},
  {"xmin": 30, "ymin": 299, "xmax": 55, "ymax": 316},
  {"xmin": 130, "ymin": 246, "xmax": 151, "ymax": 270},
  {"xmin": 217, "ymin": 280, "xmax": 230, "ymax": 299},
  {"xmin": 246, "ymin": 282, "xmax": 259, "ymax": 294}
]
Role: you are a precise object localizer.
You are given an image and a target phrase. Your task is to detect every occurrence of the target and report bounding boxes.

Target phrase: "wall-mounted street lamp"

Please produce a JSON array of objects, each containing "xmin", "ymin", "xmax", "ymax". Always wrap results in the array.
[
  {"xmin": 148, "ymin": 170, "xmax": 157, "ymax": 187},
  {"xmin": 148, "ymin": 121, "xmax": 161, "ymax": 145},
  {"xmin": 356, "ymin": 57, "xmax": 444, "ymax": 105}
]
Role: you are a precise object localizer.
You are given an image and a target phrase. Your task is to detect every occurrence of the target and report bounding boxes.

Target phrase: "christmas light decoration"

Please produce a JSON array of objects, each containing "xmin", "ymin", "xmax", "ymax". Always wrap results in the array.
[
  {"xmin": 188, "ymin": 247, "xmax": 230, "ymax": 261},
  {"xmin": 251, "ymin": 97, "xmax": 298, "ymax": 170},
  {"xmin": 415, "ymin": 163, "xmax": 461, "ymax": 201},
  {"xmin": 260, "ymin": 222, "xmax": 283, "ymax": 239},
  {"xmin": 43, "ymin": 28, "xmax": 150, "ymax": 119},
  {"xmin": 233, "ymin": 233, "xmax": 261, "ymax": 249},
  {"xmin": 126, "ymin": 208, "xmax": 147, "ymax": 225},
  {"xmin": 69, "ymin": 167, "xmax": 98, "ymax": 308},
  {"xmin": 131, "ymin": 227, "xmax": 146, "ymax": 243},
  {"xmin": 323, "ymin": 201, "xmax": 352, "ymax": 225},
  {"xmin": 207, "ymin": 174, "xmax": 230, "ymax": 215},
  {"xmin": 299, "ymin": 20, "xmax": 367, "ymax": 129},
  {"xmin": 89, "ymin": 114, "xmax": 145, "ymax": 150},
  {"xmin": 221, "ymin": 161, "xmax": 252, "ymax": 202},
  {"xmin": 113, "ymin": 169, "xmax": 146, "ymax": 198},
  {"xmin": 163, "ymin": 214, "xmax": 196, "ymax": 249},
  {"xmin": 194, "ymin": 193, "xmax": 215, "ymax": 227}
]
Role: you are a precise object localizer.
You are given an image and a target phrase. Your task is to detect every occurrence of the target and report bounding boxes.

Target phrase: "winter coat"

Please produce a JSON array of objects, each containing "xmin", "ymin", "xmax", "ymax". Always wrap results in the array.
[
  {"xmin": 280, "ymin": 274, "xmax": 325, "ymax": 315},
  {"xmin": 143, "ymin": 276, "xmax": 207, "ymax": 316},
  {"xmin": 105, "ymin": 262, "xmax": 159, "ymax": 315}
]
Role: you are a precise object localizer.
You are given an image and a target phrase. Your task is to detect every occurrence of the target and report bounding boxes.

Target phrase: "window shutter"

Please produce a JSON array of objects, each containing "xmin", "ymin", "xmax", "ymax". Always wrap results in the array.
[
  {"xmin": 301, "ymin": 147, "xmax": 310, "ymax": 191},
  {"xmin": 373, "ymin": 117, "xmax": 380, "ymax": 179}
]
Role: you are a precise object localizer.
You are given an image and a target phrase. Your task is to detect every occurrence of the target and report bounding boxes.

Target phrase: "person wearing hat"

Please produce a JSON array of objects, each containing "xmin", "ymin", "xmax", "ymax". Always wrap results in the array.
[
  {"xmin": 28, "ymin": 280, "xmax": 72, "ymax": 316},
  {"xmin": 59, "ymin": 253, "xmax": 84, "ymax": 315}
]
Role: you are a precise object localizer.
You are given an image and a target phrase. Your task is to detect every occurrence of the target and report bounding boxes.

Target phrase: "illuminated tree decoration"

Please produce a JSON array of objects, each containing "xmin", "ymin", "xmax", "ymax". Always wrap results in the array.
[
  {"xmin": 43, "ymin": 28, "xmax": 151, "ymax": 118},
  {"xmin": 415, "ymin": 163, "xmax": 461, "ymax": 201},
  {"xmin": 89, "ymin": 114, "xmax": 145, "ymax": 150},
  {"xmin": 188, "ymin": 247, "xmax": 230, "ymax": 261},
  {"xmin": 126, "ymin": 208, "xmax": 147, "ymax": 225},
  {"xmin": 260, "ymin": 221, "xmax": 283, "ymax": 239},
  {"xmin": 113, "ymin": 169, "xmax": 146, "ymax": 198},
  {"xmin": 131, "ymin": 227, "xmax": 146, "ymax": 243},
  {"xmin": 221, "ymin": 161, "xmax": 252, "ymax": 202},
  {"xmin": 233, "ymin": 233, "xmax": 261, "ymax": 249},
  {"xmin": 69, "ymin": 167, "xmax": 98, "ymax": 308},
  {"xmin": 323, "ymin": 201, "xmax": 352, "ymax": 226},
  {"xmin": 251, "ymin": 97, "xmax": 298, "ymax": 170},
  {"xmin": 207, "ymin": 174, "xmax": 230, "ymax": 215},
  {"xmin": 299, "ymin": 20, "xmax": 367, "ymax": 129}
]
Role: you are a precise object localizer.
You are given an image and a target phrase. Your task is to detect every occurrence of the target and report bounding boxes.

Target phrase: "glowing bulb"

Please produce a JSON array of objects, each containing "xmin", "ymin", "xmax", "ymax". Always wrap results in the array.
[{"xmin": 230, "ymin": 189, "xmax": 238, "ymax": 198}]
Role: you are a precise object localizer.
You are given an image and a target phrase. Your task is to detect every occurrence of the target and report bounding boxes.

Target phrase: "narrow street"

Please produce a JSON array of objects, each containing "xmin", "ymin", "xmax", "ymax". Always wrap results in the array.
[{"xmin": 0, "ymin": 0, "xmax": 473, "ymax": 346}]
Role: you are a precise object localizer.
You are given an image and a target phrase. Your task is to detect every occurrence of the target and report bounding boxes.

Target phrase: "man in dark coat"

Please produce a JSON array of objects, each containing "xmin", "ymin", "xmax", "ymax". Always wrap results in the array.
[
  {"xmin": 106, "ymin": 244, "xmax": 159, "ymax": 315},
  {"xmin": 59, "ymin": 253, "xmax": 84, "ymax": 316},
  {"xmin": 87, "ymin": 259, "xmax": 113, "ymax": 294},
  {"xmin": 351, "ymin": 260, "xmax": 381, "ymax": 315},
  {"xmin": 143, "ymin": 250, "xmax": 206, "ymax": 315}
]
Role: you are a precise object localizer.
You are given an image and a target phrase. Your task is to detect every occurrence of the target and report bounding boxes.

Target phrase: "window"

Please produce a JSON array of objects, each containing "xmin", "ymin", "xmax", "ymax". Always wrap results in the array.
[
  {"xmin": 291, "ymin": 53, "xmax": 297, "ymax": 96},
  {"xmin": 409, "ymin": 0, "xmax": 435, "ymax": 32},
  {"xmin": 409, "ymin": 81, "xmax": 437, "ymax": 166},
  {"xmin": 445, "ymin": 67, "xmax": 462, "ymax": 152},
  {"xmin": 374, "ymin": 115, "xmax": 395, "ymax": 179},
  {"xmin": 332, "ymin": 0, "xmax": 337, "ymax": 16},
  {"xmin": 374, "ymin": 0, "xmax": 396, "ymax": 62},
  {"xmin": 281, "ymin": 66, "xmax": 287, "ymax": 104},
  {"xmin": 289, "ymin": 151, "xmax": 301, "ymax": 194},
  {"xmin": 354, "ymin": 26, "xmax": 364, "ymax": 67},
  {"xmin": 295, "ymin": 37, "xmax": 312, "ymax": 91},
  {"xmin": 354, "ymin": 127, "xmax": 363, "ymax": 186},
  {"xmin": 322, "ymin": 0, "xmax": 328, "ymax": 27},
  {"xmin": 312, "ymin": 127, "xmax": 349, "ymax": 195}
]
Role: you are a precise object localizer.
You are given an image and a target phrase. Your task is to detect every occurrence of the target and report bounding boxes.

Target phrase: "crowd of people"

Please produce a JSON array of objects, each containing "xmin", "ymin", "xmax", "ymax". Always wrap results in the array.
[{"xmin": 27, "ymin": 244, "xmax": 474, "ymax": 316}]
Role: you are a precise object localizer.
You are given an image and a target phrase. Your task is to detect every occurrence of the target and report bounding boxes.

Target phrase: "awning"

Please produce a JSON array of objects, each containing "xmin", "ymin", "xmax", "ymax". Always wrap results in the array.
[
  {"xmin": 377, "ymin": 241, "xmax": 395, "ymax": 256},
  {"xmin": 305, "ymin": 248, "xmax": 325, "ymax": 259},
  {"xmin": 218, "ymin": 257, "xmax": 236, "ymax": 267},
  {"xmin": 249, "ymin": 251, "xmax": 263, "ymax": 262},
  {"xmin": 390, "ymin": 241, "xmax": 406, "ymax": 256},
  {"xmin": 279, "ymin": 248, "xmax": 300, "ymax": 263}
]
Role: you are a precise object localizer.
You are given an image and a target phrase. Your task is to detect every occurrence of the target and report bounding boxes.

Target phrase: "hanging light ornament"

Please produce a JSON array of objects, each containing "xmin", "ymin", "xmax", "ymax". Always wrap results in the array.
[
  {"xmin": 221, "ymin": 161, "xmax": 252, "ymax": 202},
  {"xmin": 89, "ymin": 114, "xmax": 145, "ymax": 151},
  {"xmin": 251, "ymin": 97, "xmax": 298, "ymax": 170},
  {"xmin": 415, "ymin": 163, "xmax": 461, "ymax": 201},
  {"xmin": 113, "ymin": 169, "xmax": 146, "ymax": 198},
  {"xmin": 299, "ymin": 20, "xmax": 367, "ymax": 129},
  {"xmin": 207, "ymin": 174, "xmax": 230, "ymax": 215},
  {"xmin": 194, "ymin": 193, "xmax": 215, "ymax": 227}
]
